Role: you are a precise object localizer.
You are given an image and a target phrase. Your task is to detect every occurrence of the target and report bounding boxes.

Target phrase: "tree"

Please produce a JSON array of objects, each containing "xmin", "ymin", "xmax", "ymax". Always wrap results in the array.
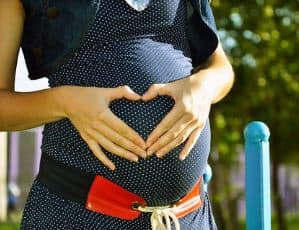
[{"xmin": 210, "ymin": 0, "xmax": 299, "ymax": 229}]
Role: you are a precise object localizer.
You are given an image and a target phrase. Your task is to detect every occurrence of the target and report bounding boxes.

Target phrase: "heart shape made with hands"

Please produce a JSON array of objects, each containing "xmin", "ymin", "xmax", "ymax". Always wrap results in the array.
[{"xmin": 109, "ymin": 84, "xmax": 176, "ymax": 153}]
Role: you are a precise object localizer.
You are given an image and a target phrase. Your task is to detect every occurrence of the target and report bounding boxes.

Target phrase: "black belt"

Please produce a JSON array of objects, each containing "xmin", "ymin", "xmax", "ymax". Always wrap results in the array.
[
  {"xmin": 36, "ymin": 152, "xmax": 206, "ymax": 215},
  {"xmin": 36, "ymin": 152, "xmax": 95, "ymax": 205}
]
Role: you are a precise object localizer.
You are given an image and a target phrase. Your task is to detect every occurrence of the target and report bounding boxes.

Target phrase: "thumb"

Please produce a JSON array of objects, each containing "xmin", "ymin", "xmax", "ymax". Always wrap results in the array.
[
  {"xmin": 142, "ymin": 83, "xmax": 165, "ymax": 101},
  {"xmin": 110, "ymin": 85, "xmax": 141, "ymax": 101}
]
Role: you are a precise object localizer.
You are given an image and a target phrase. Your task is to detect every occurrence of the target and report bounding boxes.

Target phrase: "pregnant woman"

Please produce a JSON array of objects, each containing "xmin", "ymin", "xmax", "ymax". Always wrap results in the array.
[{"xmin": 0, "ymin": 0, "xmax": 234, "ymax": 229}]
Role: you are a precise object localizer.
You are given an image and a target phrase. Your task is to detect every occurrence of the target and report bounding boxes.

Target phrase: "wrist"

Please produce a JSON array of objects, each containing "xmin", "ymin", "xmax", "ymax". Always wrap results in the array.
[
  {"xmin": 190, "ymin": 63, "xmax": 234, "ymax": 104},
  {"xmin": 50, "ymin": 85, "xmax": 70, "ymax": 119},
  {"xmin": 189, "ymin": 70, "xmax": 219, "ymax": 103}
]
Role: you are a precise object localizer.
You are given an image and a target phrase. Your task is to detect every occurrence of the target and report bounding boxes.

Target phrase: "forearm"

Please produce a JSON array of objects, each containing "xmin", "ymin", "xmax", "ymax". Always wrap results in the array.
[
  {"xmin": 0, "ymin": 86, "xmax": 66, "ymax": 131},
  {"xmin": 190, "ymin": 42, "xmax": 235, "ymax": 104}
]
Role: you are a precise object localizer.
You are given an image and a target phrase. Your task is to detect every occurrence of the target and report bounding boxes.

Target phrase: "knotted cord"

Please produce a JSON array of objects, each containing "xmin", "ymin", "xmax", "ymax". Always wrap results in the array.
[{"xmin": 135, "ymin": 204, "xmax": 180, "ymax": 230}]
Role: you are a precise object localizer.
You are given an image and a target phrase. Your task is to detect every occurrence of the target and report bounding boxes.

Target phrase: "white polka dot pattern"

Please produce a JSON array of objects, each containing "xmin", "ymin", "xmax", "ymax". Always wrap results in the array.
[
  {"xmin": 21, "ymin": 0, "xmax": 217, "ymax": 229},
  {"xmin": 21, "ymin": 179, "xmax": 217, "ymax": 229}
]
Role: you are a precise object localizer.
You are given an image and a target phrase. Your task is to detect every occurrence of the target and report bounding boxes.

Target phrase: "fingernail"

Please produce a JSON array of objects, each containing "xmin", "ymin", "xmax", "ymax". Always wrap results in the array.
[
  {"xmin": 156, "ymin": 153, "xmax": 162, "ymax": 158},
  {"xmin": 109, "ymin": 164, "xmax": 116, "ymax": 170},
  {"xmin": 147, "ymin": 149, "xmax": 154, "ymax": 156},
  {"xmin": 132, "ymin": 157, "xmax": 139, "ymax": 162},
  {"xmin": 141, "ymin": 151, "xmax": 147, "ymax": 158}
]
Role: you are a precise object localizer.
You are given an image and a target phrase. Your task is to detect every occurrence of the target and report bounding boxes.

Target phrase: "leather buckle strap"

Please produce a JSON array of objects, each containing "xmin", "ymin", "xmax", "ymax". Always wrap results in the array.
[
  {"xmin": 171, "ymin": 177, "xmax": 203, "ymax": 218},
  {"xmin": 85, "ymin": 175, "xmax": 146, "ymax": 220},
  {"xmin": 37, "ymin": 153, "xmax": 204, "ymax": 224},
  {"xmin": 85, "ymin": 175, "xmax": 203, "ymax": 220}
]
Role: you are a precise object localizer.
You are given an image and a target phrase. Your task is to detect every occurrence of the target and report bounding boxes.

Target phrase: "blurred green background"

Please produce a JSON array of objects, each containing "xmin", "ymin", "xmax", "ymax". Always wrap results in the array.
[{"xmin": 208, "ymin": 0, "xmax": 299, "ymax": 229}]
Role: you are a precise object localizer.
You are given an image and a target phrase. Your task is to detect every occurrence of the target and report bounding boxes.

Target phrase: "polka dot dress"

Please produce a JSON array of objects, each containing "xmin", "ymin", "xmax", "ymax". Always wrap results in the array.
[{"xmin": 20, "ymin": 0, "xmax": 217, "ymax": 229}]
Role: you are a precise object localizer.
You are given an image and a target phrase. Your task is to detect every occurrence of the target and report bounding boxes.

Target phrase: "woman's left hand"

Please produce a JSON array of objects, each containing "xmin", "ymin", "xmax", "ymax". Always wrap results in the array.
[{"xmin": 141, "ymin": 70, "xmax": 216, "ymax": 160}]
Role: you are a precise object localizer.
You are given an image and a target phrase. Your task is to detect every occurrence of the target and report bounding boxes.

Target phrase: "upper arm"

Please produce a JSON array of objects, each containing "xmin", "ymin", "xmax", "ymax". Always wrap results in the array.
[
  {"xmin": 0, "ymin": 0, "xmax": 25, "ymax": 91},
  {"xmin": 206, "ymin": 42, "xmax": 230, "ymax": 67},
  {"xmin": 192, "ymin": 42, "xmax": 232, "ymax": 73}
]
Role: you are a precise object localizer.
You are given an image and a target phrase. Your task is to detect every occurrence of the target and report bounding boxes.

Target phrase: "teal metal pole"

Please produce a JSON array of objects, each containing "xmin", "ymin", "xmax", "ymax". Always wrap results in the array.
[
  {"xmin": 244, "ymin": 121, "xmax": 271, "ymax": 230},
  {"xmin": 203, "ymin": 164, "xmax": 212, "ymax": 192}
]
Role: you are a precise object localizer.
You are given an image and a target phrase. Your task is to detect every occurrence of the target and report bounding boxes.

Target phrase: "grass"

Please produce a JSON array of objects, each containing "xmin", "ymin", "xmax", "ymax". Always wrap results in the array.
[
  {"xmin": 239, "ymin": 214, "xmax": 299, "ymax": 230},
  {"xmin": 0, "ymin": 223, "xmax": 19, "ymax": 230}
]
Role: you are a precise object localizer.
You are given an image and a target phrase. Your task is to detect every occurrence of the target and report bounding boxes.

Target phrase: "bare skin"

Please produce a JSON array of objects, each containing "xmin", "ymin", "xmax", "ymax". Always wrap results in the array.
[
  {"xmin": 0, "ymin": 0, "xmax": 234, "ymax": 170},
  {"xmin": 143, "ymin": 42, "xmax": 235, "ymax": 160},
  {"xmin": 0, "ymin": 0, "xmax": 147, "ymax": 170}
]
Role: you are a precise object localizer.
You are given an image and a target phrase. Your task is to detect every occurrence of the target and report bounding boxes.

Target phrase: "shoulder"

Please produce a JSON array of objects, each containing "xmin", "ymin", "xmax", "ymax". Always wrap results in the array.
[{"xmin": 0, "ymin": 0, "xmax": 25, "ymax": 19}]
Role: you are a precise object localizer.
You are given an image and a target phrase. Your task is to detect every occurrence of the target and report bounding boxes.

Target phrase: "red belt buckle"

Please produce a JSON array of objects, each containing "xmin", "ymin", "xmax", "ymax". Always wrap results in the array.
[
  {"xmin": 85, "ymin": 175, "xmax": 203, "ymax": 220},
  {"xmin": 85, "ymin": 175, "xmax": 146, "ymax": 220}
]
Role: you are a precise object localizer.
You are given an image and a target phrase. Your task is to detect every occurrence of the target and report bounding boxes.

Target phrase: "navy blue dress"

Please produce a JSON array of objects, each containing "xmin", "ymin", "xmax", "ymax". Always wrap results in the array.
[{"xmin": 20, "ymin": 0, "xmax": 217, "ymax": 229}]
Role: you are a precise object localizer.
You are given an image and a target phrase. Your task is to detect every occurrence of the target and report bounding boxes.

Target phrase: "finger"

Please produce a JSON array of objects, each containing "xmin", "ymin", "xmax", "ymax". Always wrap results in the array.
[
  {"xmin": 93, "ymin": 121, "xmax": 147, "ymax": 158},
  {"xmin": 146, "ymin": 104, "xmax": 183, "ymax": 148},
  {"xmin": 155, "ymin": 121, "xmax": 198, "ymax": 158},
  {"xmin": 100, "ymin": 109, "xmax": 146, "ymax": 148},
  {"xmin": 109, "ymin": 85, "xmax": 141, "ymax": 101},
  {"xmin": 179, "ymin": 126, "xmax": 203, "ymax": 161},
  {"xmin": 141, "ymin": 83, "xmax": 166, "ymax": 101},
  {"xmin": 146, "ymin": 114, "xmax": 194, "ymax": 156},
  {"xmin": 87, "ymin": 139, "xmax": 116, "ymax": 171},
  {"xmin": 89, "ymin": 128, "xmax": 139, "ymax": 163}
]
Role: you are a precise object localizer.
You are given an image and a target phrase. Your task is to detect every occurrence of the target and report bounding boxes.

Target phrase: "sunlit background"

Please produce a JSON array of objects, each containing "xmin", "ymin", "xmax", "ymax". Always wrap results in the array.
[{"xmin": 0, "ymin": 0, "xmax": 298, "ymax": 229}]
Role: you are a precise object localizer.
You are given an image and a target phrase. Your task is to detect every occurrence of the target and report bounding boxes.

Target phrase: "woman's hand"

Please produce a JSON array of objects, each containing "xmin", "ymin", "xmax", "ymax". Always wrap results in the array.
[
  {"xmin": 61, "ymin": 85, "xmax": 147, "ymax": 170},
  {"xmin": 141, "ymin": 72, "xmax": 214, "ymax": 160},
  {"xmin": 142, "ymin": 43, "xmax": 234, "ymax": 160}
]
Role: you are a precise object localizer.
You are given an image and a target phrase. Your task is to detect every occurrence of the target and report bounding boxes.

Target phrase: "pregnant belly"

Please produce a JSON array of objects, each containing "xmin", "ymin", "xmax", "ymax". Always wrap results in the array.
[{"xmin": 45, "ymin": 39, "xmax": 211, "ymax": 205}]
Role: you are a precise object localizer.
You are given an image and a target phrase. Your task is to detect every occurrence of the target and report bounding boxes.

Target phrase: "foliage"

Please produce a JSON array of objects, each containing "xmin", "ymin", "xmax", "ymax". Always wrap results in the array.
[
  {"xmin": 207, "ymin": 1, "xmax": 299, "ymax": 229},
  {"xmin": 210, "ymin": 0, "xmax": 299, "ymax": 164},
  {"xmin": 0, "ymin": 223, "xmax": 19, "ymax": 230}
]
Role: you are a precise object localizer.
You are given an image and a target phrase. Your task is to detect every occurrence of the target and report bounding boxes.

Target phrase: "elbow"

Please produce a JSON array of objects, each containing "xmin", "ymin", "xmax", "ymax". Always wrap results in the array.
[{"xmin": 226, "ymin": 60, "xmax": 235, "ymax": 91}]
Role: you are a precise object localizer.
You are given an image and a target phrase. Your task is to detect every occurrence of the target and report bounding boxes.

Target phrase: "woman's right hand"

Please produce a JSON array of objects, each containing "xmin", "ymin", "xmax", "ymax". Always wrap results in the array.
[{"xmin": 60, "ymin": 85, "xmax": 147, "ymax": 170}]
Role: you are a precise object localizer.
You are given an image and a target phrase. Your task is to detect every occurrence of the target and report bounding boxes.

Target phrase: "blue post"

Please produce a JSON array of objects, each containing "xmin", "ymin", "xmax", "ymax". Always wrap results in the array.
[
  {"xmin": 244, "ymin": 121, "xmax": 271, "ymax": 230},
  {"xmin": 203, "ymin": 164, "xmax": 212, "ymax": 192}
]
